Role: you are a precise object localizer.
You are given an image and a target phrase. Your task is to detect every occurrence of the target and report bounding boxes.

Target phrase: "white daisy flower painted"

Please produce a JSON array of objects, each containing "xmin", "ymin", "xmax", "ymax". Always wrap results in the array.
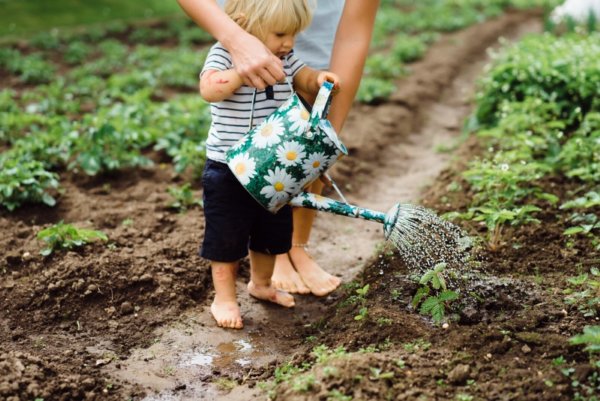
[
  {"xmin": 252, "ymin": 115, "xmax": 284, "ymax": 148},
  {"xmin": 260, "ymin": 167, "xmax": 298, "ymax": 204},
  {"xmin": 276, "ymin": 140, "xmax": 306, "ymax": 167},
  {"xmin": 302, "ymin": 151, "xmax": 329, "ymax": 176},
  {"xmin": 228, "ymin": 153, "xmax": 257, "ymax": 185},
  {"xmin": 288, "ymin": 106, "xmax": 311, "ymax": 134},
  {"xmin": 311, "ymin": 194, "xmax": 334, "ymax": 208}
]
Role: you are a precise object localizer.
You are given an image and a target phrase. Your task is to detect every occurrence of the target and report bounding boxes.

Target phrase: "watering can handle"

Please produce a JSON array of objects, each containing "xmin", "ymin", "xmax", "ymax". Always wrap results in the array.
[
  {"xmin": 247, "ymin": 78, "xmax": 294, "ymax": 130},
  {"xmin": 247, "ymin": 79, "xmax": 335, "ymax": 130}
]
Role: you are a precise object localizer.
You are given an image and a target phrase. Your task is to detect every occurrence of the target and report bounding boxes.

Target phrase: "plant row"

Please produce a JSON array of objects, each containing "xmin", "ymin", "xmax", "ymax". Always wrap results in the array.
[{"xmin": 446, "ymin": 31, "xmax": 599, "ymax": 252}]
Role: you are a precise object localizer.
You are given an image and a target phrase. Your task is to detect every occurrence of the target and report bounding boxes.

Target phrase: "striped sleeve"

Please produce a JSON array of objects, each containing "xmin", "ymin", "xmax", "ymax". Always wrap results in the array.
[
  {"xmin": 285, "ymin": 50, "xmax": 306, "ymax": 77},
  {"xmin": 201, "ymin": 43, "xmax": 232, "ymax": 76}
]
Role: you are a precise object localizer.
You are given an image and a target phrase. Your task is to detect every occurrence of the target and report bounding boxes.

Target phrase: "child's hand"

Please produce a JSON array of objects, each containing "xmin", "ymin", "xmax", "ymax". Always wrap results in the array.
[{"xmin": 317, "ymin": 71, "xmax": 341, "ymax": 94}]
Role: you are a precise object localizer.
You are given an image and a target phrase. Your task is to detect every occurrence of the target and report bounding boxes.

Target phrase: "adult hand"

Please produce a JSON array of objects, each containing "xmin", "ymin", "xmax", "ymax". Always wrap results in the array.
[{"xmin": 228, "ymin": 31, "xmax": 285, "ymax": 90}]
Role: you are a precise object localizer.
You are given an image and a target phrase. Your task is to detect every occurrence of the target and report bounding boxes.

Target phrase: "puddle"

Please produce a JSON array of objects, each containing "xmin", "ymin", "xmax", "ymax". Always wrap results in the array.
[
  {"xmin": 179, "ymin": 339, "xmax": 257, "ymax": 369},
  {"xmin": 107, "ymin": 312, "xmax": 277, "ymax": 400}
]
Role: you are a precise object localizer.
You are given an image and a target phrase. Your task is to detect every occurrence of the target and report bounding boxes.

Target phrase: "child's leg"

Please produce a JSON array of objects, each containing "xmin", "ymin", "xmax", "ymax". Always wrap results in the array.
[
  {"xmin": 210, "ymin": 261, "xmax": 243, "ymax": 329},
  {"xmin": 248, "ymin": 251, "xmax": 295, "ymax": 308},
  {"xmin": 273, "ymin": 180, "xmax": 341, "ymax": 296}
]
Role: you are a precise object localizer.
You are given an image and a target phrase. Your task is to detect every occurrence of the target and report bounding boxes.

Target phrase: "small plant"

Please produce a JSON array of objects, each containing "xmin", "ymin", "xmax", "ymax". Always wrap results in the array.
[
  {"xmin": 411, "ymin": 263, "xmax": 459, "ymax": 323},
  {"xmin": 214, "ymin": 377, "xmax": 237, "ymax": 392},
  {"xmin": 570, "ymin": 326, "xmax": 600, "ymax": 354},
  {"xmin": 353, "ymin": 284, "xmax": 370, "ymax": 321},
  {"xmin": 291, "ymin": 374, "xmax": 316, "ymax": 392},
  {"xmin": 37, "ymin": 221, "xmax": 108, "ymax": 256},
  {"xmin": 0, "ymin": 159, "xmax": 60, "ymax": 211},
  {"xmin": 368, "ymin": 367, "xmax": 394, "ymax": 380},
  {"xmin": 326, "ymin": 389, "xmax": 352, "ymax": 401},
  {"xmin": 563, "ymin": 268, "xmax": 599, "ymax": 317},
  {"xmin": 167, "ymin": 183, "xmax": 202, "ymax": 211},
  {"xmin": 403, "ymin": 338, "xmax": 431, "ymax": 353}
]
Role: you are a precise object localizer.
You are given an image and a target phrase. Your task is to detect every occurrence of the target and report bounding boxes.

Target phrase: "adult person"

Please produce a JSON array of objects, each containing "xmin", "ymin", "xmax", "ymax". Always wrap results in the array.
[{"xmin": 177, "ymin": 0, "xmax": 380, "ymax": 296}]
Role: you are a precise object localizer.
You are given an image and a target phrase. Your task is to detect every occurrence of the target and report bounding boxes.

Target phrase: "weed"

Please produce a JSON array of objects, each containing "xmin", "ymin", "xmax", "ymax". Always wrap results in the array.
[
  {"xmin": 327, "ymin": 389, "xmax": 352, "ymax": 401},
  {"xmin": 37, "ymin": 221, "xmax": 108, "ymax": 256},
  {"xmin": 214, "ymin": 378, "xmax": 237, "ymax": 392},
  {"xmin": 354, "ymin": 307, "xmax": 368, "ymax": 321},
  {"xmin": 563, "ymin": 268, "xmax": 599, "ymax": 317},
  {"xmin": 291, "ymin": 374, "xmax": 316, "ymax": 392},
  {"xmin": 570, "ymin": 326, "xmax": 600, "ymax": 354},
  {"xmin": 412, "ymin": 263, "xmax": 459, "ymax": 323},
  {"xmin": 167, "ymin": 183, "xmax": 202, "ymax": 212},
  {"xmin": 369, "ymin": 367, "xmax": 394, "ymax": 380},
  {"xmin": 403, "ymin": 338, "xmax": 431, "ymax": 353},
  {"xmin": 377, "ymin": 317, "xmax": 393, "ymax": 326}
]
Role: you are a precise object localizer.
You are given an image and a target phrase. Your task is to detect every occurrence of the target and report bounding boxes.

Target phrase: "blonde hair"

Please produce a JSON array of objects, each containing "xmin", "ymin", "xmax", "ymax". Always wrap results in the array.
[{"xmin": 224, "ymin": 0, "xmax": 313, "ymax": 41}]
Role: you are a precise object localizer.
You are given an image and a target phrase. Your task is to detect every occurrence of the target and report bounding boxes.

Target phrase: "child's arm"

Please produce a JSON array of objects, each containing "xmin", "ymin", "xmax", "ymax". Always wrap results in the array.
[
  {"xmin": 199, "ymin": 69, "xmax": 244, "ymax": 102},
  {"xmin": 293, "ymin": 67, "xmax": 341, "ymax": 99}
]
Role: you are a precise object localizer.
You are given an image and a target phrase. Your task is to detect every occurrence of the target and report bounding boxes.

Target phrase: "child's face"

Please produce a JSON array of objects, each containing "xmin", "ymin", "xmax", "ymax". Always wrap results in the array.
[{"xmin": 263, "ymin": 30, "xmax": 296, "ymax": 58}]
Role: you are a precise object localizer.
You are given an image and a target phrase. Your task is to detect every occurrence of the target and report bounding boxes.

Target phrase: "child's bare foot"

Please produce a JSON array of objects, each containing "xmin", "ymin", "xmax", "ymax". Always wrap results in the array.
[
  {"xmin": 210, "ymin": 301, "xmax": 243, "ymax": 329},
  {"xmin": 289, "ymin": 246, "xmax": 341, "ymax": 296},
  {"xmin": 272, "ymin": 254, "xmax": 311, "ymax": 294},
  {"xmin": 248, "ymin": 281, "xmax": 295, "ymax": 307}
]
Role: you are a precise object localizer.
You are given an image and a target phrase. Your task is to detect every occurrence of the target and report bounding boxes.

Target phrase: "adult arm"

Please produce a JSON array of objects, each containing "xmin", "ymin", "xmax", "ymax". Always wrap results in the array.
[
  {"xmin": 176, "ymin": 0, "xmax": 285, "ymax": 88},
  {"xmin": 327, "ymin": 0, "xmax": 380, "ymax": 132}
]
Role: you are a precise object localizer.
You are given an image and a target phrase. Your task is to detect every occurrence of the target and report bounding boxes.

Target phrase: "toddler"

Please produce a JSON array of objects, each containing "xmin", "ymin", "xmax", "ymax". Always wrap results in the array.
[{"xmin": 199, "ymin": 0, "xmax": 340, "ymax": 329}]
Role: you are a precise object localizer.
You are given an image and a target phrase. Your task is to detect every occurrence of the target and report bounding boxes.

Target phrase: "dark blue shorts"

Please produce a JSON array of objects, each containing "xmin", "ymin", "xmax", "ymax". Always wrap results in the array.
[{"xmin": 200, "ymin": 159, "xmax": 293, "ymax": 262}]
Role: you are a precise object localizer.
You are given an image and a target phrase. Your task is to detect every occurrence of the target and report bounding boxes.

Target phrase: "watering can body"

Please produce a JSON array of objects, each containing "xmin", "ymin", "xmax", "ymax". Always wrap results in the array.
[{"xmin": 225, "ymin": 81, "xmax": 347, "ymax": 213}]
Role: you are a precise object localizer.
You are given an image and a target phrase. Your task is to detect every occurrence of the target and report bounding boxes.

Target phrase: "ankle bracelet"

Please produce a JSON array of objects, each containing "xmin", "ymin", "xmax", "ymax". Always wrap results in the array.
[{"xmin": 292, "ymin": 242, "xmax": 309, "ymax": 248}]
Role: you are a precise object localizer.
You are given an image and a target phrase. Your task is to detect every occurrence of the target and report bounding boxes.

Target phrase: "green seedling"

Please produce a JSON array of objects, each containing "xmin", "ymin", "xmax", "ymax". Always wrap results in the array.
[
  {"xmin": 369, "ymin": 367, "xmax": 394, "ymax": 381},
  {"xmin": 37, "ymin": 221, "xmax": 108, "ymax": 256},
  {"xmin": 167, "ymin": 183, "xmax": 203, "ymax": 212},
  {"xmin": 412, "ymin": 263, "xmax": 459, "ymax": 323},
  {"xmin": 570, "ymin": 326, "xmax": 600, "ymax": 354},
  {"xmin": 563, "ymin": 268, "xmax": 599, "ymax": 317}
]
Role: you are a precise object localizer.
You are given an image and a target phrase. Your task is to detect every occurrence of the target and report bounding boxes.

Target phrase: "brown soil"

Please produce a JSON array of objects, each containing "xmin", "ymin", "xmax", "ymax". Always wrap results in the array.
[{"xmin": 2, "ymin": 9, "xmax": 596, "ymax": 401}]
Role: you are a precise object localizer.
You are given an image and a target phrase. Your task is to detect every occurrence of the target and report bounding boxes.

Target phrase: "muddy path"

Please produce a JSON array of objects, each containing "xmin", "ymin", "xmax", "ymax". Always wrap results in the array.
[{"xmin": 0, "ymin": 10, "xmax": 545, "ymax": 401}]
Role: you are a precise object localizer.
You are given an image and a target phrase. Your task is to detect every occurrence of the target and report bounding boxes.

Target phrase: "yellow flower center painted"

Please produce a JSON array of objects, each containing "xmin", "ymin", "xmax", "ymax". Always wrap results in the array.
[
  {"xmin": 274, "ymin": 182, "xmax": 285, "ymax": 192},
  {"xmin": 300, "ymin": 109, "xmax": 310, "ymax": 121},
  {"xmin": 234, "ymin": 163, "xmax": 246, "ymax": 175},
  {"xmin": 286, "ymin": 151, "xmax": 297, "ymax": 161},
  {"xmin": 312, "ymin": 160, "xmax": 321, "ymax": 168},
  {"xmin": 261, "ymin": 124, "xmax": 273, "ymax": 137}
]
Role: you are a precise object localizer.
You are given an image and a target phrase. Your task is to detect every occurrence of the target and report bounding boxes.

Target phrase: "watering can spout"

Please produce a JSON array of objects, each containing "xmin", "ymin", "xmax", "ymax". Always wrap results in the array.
[
  {"xmin": 383, "ymin": 203, "xmax": 402, "ymax": 240},
  {"xmin": 289, "ymin": 191, "xmax": 390, "ymax": 228}
]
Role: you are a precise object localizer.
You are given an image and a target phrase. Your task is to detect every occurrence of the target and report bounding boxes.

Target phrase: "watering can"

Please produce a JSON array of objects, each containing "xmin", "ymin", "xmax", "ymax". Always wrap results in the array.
[
  {"xmin": 226, "ymin": 80, "xmax": 348, "ymax": 213},
  {"xmin": 226, "ymin": 82, "xmax": 450, "ymax": 251}
]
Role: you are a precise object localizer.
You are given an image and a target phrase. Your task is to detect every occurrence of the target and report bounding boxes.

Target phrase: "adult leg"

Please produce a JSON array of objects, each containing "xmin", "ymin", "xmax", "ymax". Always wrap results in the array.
[
  {"xmin": 274, "ymin": 180, "xmax": 341, "ymax": 296},
  {"xmin": 248, "ymin": 251, "xmax": 295, "ymax": 307},
  {"xmin": 210, "ymin": 261, "xmax": 243, "ymax": 329}
]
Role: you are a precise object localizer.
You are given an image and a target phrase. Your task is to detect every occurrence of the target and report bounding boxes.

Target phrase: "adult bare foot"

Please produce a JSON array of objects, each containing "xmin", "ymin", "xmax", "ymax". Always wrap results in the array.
[
  {"xmin": 272, "ymin": 254, "xmax": 311, "ymax": 294},
  {"xmin": 248, "ymin": 281, "xmax": 295, "ymax": 307},
  {"xmin": 210, "ymin": 300, "xmax": 243, "ymax": 329},
  {"xmin": 289, "ymin": 246, "xmax": 341, "ymax": 296}
]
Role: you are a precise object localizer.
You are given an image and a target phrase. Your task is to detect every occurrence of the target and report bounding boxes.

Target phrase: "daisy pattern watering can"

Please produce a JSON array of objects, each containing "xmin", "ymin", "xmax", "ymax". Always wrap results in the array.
[{"xmin": 226, "ymin": 81, "xmax": 348, "ymax": 213}]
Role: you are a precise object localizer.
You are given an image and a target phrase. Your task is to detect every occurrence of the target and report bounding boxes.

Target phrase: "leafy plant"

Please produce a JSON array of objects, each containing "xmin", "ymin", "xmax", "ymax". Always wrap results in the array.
[
  {"xmin": 0, "ymin": 159, "xmax": 60, "ymax": 210},
  {"xmin": 353, "ymin": 284, "xmax": 370, "ymax": 321},
  {"xmin": 167, "ymin": 183, "xmax": 202, "ymax": 212},
  {"xmin": 570, "ymin": 326, "xmax": 600, "ymax": 354},
  {"xmin": 563, "ymin": 268, "xmax": 600, "ymax": 317},
  {"xmin": 69, "ymin": 123, "xmax": 153, "ymax": 175},
  {"xmin": 412, "ymin": 262, "xmax": 459, "ymax": 323},
  {"xmin": 37, "ymin": 221, "xmax": 108, "ymax": 256},
  {"xmin": 356, "ymin": 77, "xmax": 395, "ymax": 104}
]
